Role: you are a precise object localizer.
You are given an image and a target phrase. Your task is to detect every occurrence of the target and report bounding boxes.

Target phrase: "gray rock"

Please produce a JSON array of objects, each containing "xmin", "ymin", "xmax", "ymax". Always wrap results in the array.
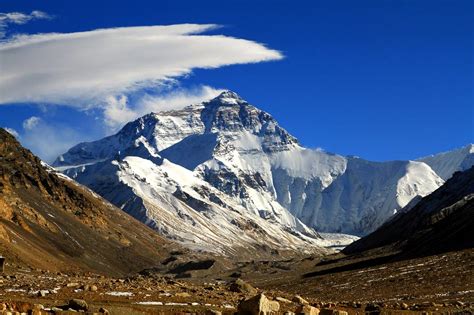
[
  {"xmin": 276, "ymin": 297, "xmax": 293, "ymax": 304},
  {"xmin": 297, "ymin": 305, "xmax": 320, "ymax": 315},
  {"xmin": 230, "ymin": 278, "xmax": 257, "ymax": 295},
  {"xmin": 237, "ymin": 293, "xmax": 280, "ymax": 315},
  {"xmin": 293, "ymin": 295, "xmax": 309, "ymax": 305}
]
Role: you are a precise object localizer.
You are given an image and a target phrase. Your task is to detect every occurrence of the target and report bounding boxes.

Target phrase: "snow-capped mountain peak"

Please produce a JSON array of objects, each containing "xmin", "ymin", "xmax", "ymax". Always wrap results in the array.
[
  {"xmin": 53, "ymin": 91, "xmax": 472, "ymax": 254},
  {"xmin": 210, "ymin": 90, "xmax": 245, "ymax": 105}
]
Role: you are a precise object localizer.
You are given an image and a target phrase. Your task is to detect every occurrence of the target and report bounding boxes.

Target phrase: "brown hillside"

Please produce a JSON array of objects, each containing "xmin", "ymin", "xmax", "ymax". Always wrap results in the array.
[{"xmin": 0, "ymin": 128, "xmax": 179, "ymax": 276}]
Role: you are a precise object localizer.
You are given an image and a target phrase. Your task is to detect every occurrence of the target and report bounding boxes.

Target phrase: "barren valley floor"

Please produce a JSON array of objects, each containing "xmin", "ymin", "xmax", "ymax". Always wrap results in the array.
[{"xmin": 0, "ymin": 249, "xmax": 472, "ymax": 314}]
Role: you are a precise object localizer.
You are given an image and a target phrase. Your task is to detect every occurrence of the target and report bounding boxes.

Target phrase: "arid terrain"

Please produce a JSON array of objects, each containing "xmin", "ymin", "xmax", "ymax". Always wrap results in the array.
[{"xmin": 0, "ymin": 248, "xmax": 473, "ymax": 314}]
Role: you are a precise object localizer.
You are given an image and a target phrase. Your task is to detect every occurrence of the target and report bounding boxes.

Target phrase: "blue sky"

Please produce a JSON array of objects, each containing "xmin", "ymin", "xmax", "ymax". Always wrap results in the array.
[{"xmin": 0, "ymin": 0, "xmax": 472, "ymax": 162}]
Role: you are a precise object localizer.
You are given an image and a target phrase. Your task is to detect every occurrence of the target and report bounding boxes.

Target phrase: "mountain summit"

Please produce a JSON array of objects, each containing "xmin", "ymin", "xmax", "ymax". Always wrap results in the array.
[{"xmin": 54, "ymin": 91, "xmax": 472, "ymax": 253}]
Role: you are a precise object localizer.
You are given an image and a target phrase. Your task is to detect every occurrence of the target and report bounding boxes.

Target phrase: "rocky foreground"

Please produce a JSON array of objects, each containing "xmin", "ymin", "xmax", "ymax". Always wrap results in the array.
[
  {"xmin": 0, "ymin": 271, "xmax": 325, "ymax": 314},
  {"xmin": 0, "ymin": 249, "xmax": 473, "ymax": 314}
]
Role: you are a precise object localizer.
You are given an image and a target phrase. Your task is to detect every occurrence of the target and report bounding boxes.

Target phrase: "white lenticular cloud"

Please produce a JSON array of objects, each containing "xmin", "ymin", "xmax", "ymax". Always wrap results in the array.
[{"xmin": 0, "ymin": 24, "xmax": 283, "ymax": 106}]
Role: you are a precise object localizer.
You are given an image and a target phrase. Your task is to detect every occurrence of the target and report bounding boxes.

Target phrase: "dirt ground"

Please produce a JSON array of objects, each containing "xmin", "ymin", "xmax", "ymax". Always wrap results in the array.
[
  {"xmin": 256, "ymin": 248, "xmax": 474, "ymax": 304},
  {"xmin": 0, "ymin": 249, "xmax": 473, "ymax": 314}
]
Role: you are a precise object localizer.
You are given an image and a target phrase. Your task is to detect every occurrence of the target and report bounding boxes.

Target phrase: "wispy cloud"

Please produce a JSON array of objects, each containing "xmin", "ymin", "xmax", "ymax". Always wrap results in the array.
[
  {"xmin": 22, "ymin": 116, "xmax": 41, "ymax": 130},
  {"xmin": 20, "ymin": 117, "xmax": 88, "ymax": 163},
  {"xmin": 103, "ymin": 85, "xmax": 223, "ymax": 130},
  {"xmin": 0, "ymin": 10, "xmax": 52, "ymax": 37},
  {"xmin": 0, "ymin": 24, "xmax": 283, "ymax": 108}
]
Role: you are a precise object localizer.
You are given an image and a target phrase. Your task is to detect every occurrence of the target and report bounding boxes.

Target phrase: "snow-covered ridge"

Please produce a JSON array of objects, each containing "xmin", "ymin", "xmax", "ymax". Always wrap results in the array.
[
  {"xmin": 418, "ymin": 144, "xmax": 474, "ymax": 180},
  {"xmin": 53, "ymin": 91, "xmax": 472, "ymax": 253}
]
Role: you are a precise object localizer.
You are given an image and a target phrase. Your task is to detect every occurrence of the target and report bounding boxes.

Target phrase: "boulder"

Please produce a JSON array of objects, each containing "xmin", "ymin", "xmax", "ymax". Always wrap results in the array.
[
  {"xmin": 230, "ymin": 278, "xmax": 258, "ymax": 295},
  {"xmin": 293, "ymin": 295, "xmax": 309, "ymax": 305},
  {"xmin": 297, "ymin": 305, "xmax": 320, "ymax": 315},
  {"xmin": 276, "ymin": 297, "xmax": 293, "ymax": 304},
  {"xmin": 237, "ymin": 293, "xmax": 280, "ymax": 315}
]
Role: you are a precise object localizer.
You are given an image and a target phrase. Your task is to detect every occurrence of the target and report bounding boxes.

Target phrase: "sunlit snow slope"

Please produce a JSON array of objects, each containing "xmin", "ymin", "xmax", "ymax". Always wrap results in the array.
[{"xmin": 54, "ymin": 91, "xmax": 472, "ymax": 253}]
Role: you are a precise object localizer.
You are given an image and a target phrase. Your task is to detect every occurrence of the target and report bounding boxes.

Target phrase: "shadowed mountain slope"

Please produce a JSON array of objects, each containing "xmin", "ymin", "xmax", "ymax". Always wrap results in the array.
[{"xmin": 0, "ymin": 128, "xmax": 180, "ymax": 276}]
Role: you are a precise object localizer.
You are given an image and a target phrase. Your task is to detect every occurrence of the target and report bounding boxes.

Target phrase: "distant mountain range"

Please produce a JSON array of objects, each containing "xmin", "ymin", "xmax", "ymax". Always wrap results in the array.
[{"xmin": 53, "ymin": 91, "xmax": 474, "ymax": 253}]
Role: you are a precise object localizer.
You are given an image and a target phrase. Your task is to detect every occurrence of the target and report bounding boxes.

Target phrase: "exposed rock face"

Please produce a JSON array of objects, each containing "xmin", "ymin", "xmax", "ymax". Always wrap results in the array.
[
  {"xmin": 0, "ymin": 128, "xmax": 177, "ymax": 275},
  {"xmin": 53, "ymin": 91, "xmax": 471, "ymax": 254}
]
